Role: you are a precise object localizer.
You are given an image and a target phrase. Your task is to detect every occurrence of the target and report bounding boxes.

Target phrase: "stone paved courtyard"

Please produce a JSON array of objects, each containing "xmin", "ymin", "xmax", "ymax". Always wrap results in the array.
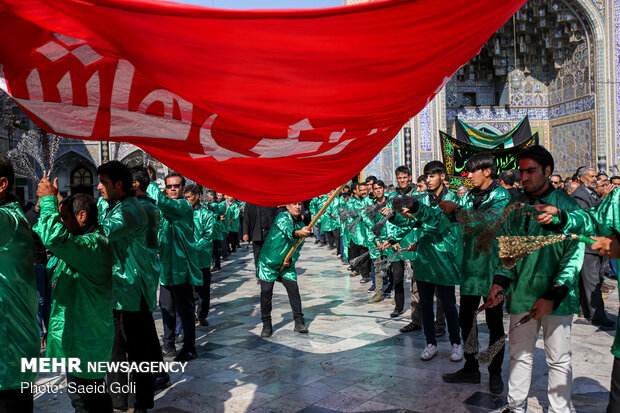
[{"xmin": 34, "ymin": 243, "xmax": 618, "ymax": 413}]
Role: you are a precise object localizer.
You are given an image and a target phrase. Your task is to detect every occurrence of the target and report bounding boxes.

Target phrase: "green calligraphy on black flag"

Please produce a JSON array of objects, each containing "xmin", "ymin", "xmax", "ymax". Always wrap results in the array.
[{"xmin": 440, "ymin": 117, "xmax": 538, "ymax": 189}]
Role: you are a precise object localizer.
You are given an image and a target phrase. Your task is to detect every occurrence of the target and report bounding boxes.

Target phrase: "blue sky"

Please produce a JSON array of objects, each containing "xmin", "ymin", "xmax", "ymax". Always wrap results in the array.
[{"xmin": 174, "ymin": 0, "xmax": 342, "ymax": 9}]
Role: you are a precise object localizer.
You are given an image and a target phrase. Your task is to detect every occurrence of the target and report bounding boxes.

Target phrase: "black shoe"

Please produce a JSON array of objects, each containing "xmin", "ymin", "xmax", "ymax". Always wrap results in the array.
[
  {"xmin": 591, "ymin": 317, "xmax": 615, "ymax": 328},
  {"xmin": 162, "ymin": 345, "xmax": 177, "ymax": 357},
  {"xmin": 175, "ymin": 334, "xmax": 184, "ymax": 344},
  {"xmin": 174, "ymin": 348, "xmax": 197, "ymax": 362},
  {"xmin": 489, "ymin": 373, "xmax": 504, "ymax": 394},
  {"xmin": 261, "ymin": 323, "xmax": 273, "ymax": 338},
  {"xmin": 442, "ymin": 368, "xmax": 481, "ymax": 384},
  {"xmin": 360, "ymin": 277, "xmax": 371, "ymax": 284},
  {"xmin": 153, "ymin": 374, "xmax": 171, "ymax": 391},
  {"xmin": 390, "ymin": 309, "xmax": 404, "ymax": 318},
  {"xmin": 294, "ymin": 320, "xmax": 309, "ymax": 333},
  {"xmin": 314, "ymin": 239, "xmax": 319, "ymax": 244},
  {"xmin": 198, "ymin": 318, "xmax": 209, "ymax": 327},
  {"xmin": 399, "ymin": 322, "xmax": 422, "ymax": 333},
  {"xmin": 212, "ymin": 265, "xmax": 221, "ymax": 272}
]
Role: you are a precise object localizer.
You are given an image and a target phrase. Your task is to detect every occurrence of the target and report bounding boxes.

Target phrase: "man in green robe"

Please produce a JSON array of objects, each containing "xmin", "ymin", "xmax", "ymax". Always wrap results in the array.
[
  {"xmin": 147, "ymin": 174, "xmax": 201, "ymax": 362},
  {"xmin": 97, "ymin": 161, "xmax": 158, "ymax": 411},
  {"xmin": 214, "ymin": 192, "xmax": 230, "ymax": 259},
  {"xmin": 533, "ymin": 187, "xmax": 620, "ymax": 413},
  {"xmin": 486, "ymin": 146, "xmax": 584, "ymax": 413},
  {"xmin": 130, "ymin": 166, "xmax": 170, "ymax": 391},
  {"xmin": 185, "ymin": 184, "xmax": 215, "ymax": 327},
  {"xmin": 226, "ymin": 196, "xmax": 240, "ymax": 253},
  {"xmin": 257, "ymin": 202, "xmax": 311, "ymax": 338},
  {"xmin": 34, "ymin": 178, "xmax": 114, "ymax": 412},
  {"xmin": 348, "ymin": 183, "xmax": 372, "ymax": 281},
  {"xmin": 0, "ymin": 154, "xmax": 39, "ymax": 412},
  {"xmin": 441, "ymin": 153, "xmax": 510, "ymax": 394},
  {"xmin": 395, "ymin": 161, "xmax": 463, "ymax": 362}
]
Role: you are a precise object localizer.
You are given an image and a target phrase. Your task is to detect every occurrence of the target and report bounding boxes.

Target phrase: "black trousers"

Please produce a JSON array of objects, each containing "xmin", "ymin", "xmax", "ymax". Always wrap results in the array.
[
  {"xmin": 212, "ymin": 239, "xmax": 222, "ymax": 268},
  {"xmin": 417, "ymin": 280, "xmax": 460, "ymax": 346},
  {"xmin": 195, "ymin": 268, "xmax": 212, "ymax": 320},
  {"xmin": 350, "ymin": 242, "xmax": 370, "ymax": 277},
  {"xmin": 459, "ymin": 294, "xmax": 504, "ymax": 375},
  {"xmin": 391, "ymin": 260, "xmax": 405, "ymax": 311},
  {"xmin": 332, "ymin": 229, "xmax": 340, "ymax": 251},
  {"xmin": 228, "ymin": 232, "xmax": 239, "ymax": 252},
  {"xmin": 67, "ymin": 375, "xmax": 113, "ymax": 413},
  {"xmin": 580, "ymin": 253, "xmax": 607, "ymax": 321},
  {"xmin": 0, "ymin": 388, "xmax": 32, "ymax": 413},
  {"xmin": 108, "ymin": 298, "xmax": 155, "ymax": 410},
  {"xmin": 160, "ymin": 283, "xmax": 196, "ymax": 351},
  {"xmin": 326, "ymin": 231, "xmax": 334, "ymax": 248},
  {"xmin": 260, "ymin": 277, "xmax": 303, "ymax": 323},
  {"xmin": 252, "ymin": 241, "xmax": 264, "ymax": 268},
  {"xmin": 608, "ymin": 356, "xmax": 620, "ymax": 413}
]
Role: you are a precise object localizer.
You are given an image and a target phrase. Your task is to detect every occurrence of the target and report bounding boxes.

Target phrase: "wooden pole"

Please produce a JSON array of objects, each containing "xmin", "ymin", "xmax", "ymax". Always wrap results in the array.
[{"xmin": 279, "ymin": 183, "xmax": 346, "ymax": 272}]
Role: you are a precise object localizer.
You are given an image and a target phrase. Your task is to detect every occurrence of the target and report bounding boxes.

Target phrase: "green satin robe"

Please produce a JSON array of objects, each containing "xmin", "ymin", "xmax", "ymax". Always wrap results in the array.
[
  {"xmin": 407, "ymin": 189, "xmax": 463, "ymax": 285},
  {"xmin": 386, "ymin": 189, "xmax": 422, "ymax": 262},
  {"xmin": 256, "ymin": 211, "xmax": 305, "ymax": 282},
  {"xmin": 458, "ymin": 185, "xmax": 510, "ymax": 296},
  {"xmin": 212, "ymin": 200, "xmax": 227, "ymax": 239},
  {"xmin": 99, "ymin": 195, "xmax": 156, "ymax": 311},
  {"xmin": 137, "ymin": 195, "xmax": 162, "ymax": 302},
  {"xmin": 194, "ymin": 206, "xmax": 215, "ymax": 269},
  {"xmin": 557, "ymin": 187, "xmax": 620, "ymax": 357},
  {"xmin": 147, "ymin": 183, "xmax": 202, "ymax": 286},
  {"xmin": 0, "ymin": 199, "xmax": 39, "ymax": 390},
  {"xmin": 321, "ymin": 197, "xmax": 339, "ymax": 233},
  {"xmin": 34, "ymin": 196, "xmax": 114, "ymax": 380},
  {"xmin": 494, "ymin": 189, "xmax": 584, "ymax": 315},
  {"xmin": 226, "ymin": 201, "xmax": 240, "ymax": 233}
]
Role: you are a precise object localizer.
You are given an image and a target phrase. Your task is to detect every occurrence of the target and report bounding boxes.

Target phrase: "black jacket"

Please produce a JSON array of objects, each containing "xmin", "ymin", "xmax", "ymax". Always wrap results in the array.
[
  {"xmin": 571, "ymin": 184, "xmax": 601, "ymax": 254},
  {"xmin": 242, "ymin": 203, "xmax": 279, "ymax": 242}
]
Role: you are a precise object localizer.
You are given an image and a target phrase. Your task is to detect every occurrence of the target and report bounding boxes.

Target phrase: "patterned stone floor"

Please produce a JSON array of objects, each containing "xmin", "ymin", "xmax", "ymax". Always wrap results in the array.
[{"xmin": 34, "ymin": 243, "xmax": 618, "ymax": 412}]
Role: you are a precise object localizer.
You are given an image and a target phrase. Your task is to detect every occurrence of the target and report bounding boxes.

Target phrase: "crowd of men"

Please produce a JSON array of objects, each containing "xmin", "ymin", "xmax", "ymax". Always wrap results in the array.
[
  {"xmin": 308, "ymin": 145, "xmax": 620, "ymax": 413},
  {"xmin": 1, "ymin": 142, "xmax": 620, "ymax": 413}
]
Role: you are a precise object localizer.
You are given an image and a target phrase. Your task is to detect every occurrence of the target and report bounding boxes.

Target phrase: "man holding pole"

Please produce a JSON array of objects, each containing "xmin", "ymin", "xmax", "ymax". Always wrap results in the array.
[{"xmin": 257, "ymin": 202, "xmax": 311, "ymax": 337}]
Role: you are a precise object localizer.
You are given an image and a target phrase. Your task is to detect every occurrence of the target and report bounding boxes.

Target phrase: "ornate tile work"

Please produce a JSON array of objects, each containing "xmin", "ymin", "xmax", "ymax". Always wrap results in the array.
[
  {"xmin": 551, "ymin": 114, "xmax": 596, "ymax": 175},
  {"xmin": 591, "ymin": 0, "xmax": 605, "ymax": 21},
  {"xmin": 418, "ymin": 106, "xmax": 432, "ymax": 152}
]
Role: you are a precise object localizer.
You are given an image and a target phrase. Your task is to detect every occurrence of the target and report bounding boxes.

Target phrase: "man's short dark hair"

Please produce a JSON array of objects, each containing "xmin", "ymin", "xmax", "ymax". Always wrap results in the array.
[
  {"xmin": 416, "ymin": 175, "xmax": 426, "ymax": 183},
  {"xmin": 165, "ymin": 172, "xmax": 186, "ymax": 187},
  {"xmin": 184, "ymin": 184, "xmax": 201, "ymax": 196},
  {"xmin": 60, "ymin": 193, "xmax": 98, "ymax": 229},
  {"xmin": 499, "ymin": 170, "xmax": 515, "ymax": 186},
  {"xmin": 465, "ymin": 152, "xmax": 497, "ymax": 178},
  {"xmin": 365, "ymin": 176, "xmax": 377, "ymax": 184},
  {"xmin": 551, "ymin": 174, "xmax": 562, "ymax": 180},
  {"xmin": 97, "ymin": 161, "xmax": 132, "ymax": 193},
  {"xmin": 342, "ymin": 185, "xmax": 351, "ymax": 193},
  {"xmin": 0, "ymin": 153, "xmax": 14, "ymax": 192},
  {"xmin": 423, "ymin": 161, "xmax": 447, "ymax": 176},
  {"xmin": 611, "ymin": 176, "xmax": 620, "ymax": 182},
  {"xmin": 395, "ymin": 165, "xmax": 411, "ymax": 176},
  {"xmin": 130, "ymin": 166, "xmax": 150, "ymax": 192},
  {"xmin": 374, "ymin": 180, "xmax": 386, "ymax": 188},
  {"xmin": 517, "ymin": 145, "xmax": 554, "ymax": 174}
]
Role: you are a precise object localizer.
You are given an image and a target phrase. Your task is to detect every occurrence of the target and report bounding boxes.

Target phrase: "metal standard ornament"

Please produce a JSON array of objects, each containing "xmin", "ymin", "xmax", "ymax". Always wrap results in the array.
[{"xmin": 498, "ymin": 234, "xmax": 593, "ymax": 269}]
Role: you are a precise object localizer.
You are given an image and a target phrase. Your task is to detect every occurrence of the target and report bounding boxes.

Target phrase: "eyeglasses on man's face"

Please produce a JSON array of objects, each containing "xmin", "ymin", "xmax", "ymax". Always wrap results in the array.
[{"xmin": 166, "ymin": 184, "xmax": 182, "ymax": 189}]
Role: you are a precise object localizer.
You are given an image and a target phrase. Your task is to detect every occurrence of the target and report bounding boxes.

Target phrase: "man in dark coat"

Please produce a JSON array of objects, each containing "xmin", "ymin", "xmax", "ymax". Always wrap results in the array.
[
  {"xmin": 243, "ymin": 202, "xmax": 279, "ymax": 267},
  {"xmin": 571, "ymin": 166, "xmax": 614, "ymax": 327}
]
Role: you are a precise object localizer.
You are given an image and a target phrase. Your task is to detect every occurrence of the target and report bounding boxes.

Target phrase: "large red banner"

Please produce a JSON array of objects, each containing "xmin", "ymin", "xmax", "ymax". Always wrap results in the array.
[{"xmin": 0, "ymin": 0, "xmax": 526, "ymax": 205}]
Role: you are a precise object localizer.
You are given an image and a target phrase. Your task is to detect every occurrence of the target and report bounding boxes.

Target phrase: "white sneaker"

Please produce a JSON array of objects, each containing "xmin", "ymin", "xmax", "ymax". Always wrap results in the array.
[
  {"xmin": 420, "ymin": 344, "xmax": 438, "ymax": 360},
  {"xmin": 450, "ymin": 343, "xmax": 463, "ymax": 362}
]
